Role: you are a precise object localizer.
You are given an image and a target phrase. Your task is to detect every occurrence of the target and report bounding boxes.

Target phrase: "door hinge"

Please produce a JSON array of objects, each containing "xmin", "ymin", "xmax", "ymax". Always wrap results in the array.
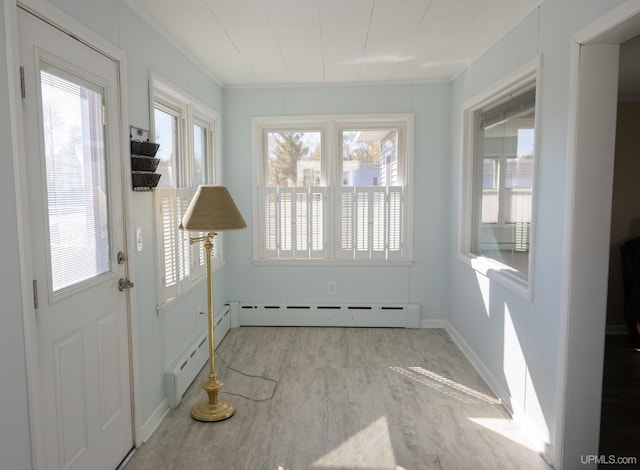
[
  {"xmin": 32, "ymin": 280, "xmax": 38, "ymax": 310},
  {"xmin": 20, "ymin": 66, "xmax": 26, "ymax": 99},
  {"xmin": 102, "ymin": 104, "xmax": 107, "ymax": 126}
]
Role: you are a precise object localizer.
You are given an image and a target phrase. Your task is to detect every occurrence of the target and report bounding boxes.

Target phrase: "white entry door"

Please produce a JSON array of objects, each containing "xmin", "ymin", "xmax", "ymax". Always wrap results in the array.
[{"xmin": 19, "ymin": 8, "xmax": 133, "ymax": 470}]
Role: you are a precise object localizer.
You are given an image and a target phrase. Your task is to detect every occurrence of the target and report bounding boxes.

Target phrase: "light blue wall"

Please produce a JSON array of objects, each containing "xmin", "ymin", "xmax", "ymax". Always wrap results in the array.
[
  {"xmin": 223, "ymin": 84, "xmax": 451, "ymax": 318},
  {"xmin": 449, "ymin": 0, "xmax": 627, "ymax": 460}
]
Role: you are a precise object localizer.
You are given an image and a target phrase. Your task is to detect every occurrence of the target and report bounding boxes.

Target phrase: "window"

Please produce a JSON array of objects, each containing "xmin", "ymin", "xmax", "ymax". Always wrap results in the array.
[
  {"xmin": 253, "ymin": 115, "xmax": 413, "ymax": 264},
  {"xmin": 151, "ymin": 75, "xmax": 220, "ymax": 306},
  {"xmin": 461, "ymin": 64, "xmax": 538, "ymax": 291}
]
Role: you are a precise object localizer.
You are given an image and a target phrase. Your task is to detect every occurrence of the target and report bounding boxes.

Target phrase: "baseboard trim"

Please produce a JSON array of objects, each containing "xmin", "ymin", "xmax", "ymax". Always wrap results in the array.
[
  {"xmin": 141, "ymin": 320, "xmax": 235, "ymax": 444},
  {"xmin": 439, "ymin": 321, "xmax": 511, "ymax": 411},
  {"xmin": 419, "ymin": 319, "xmax": 449, "ymax": 329},
  {"xmin": 140, "ymin": 398, "xmax": 170, "ymax": 444},
  {"xmin": 237, "ymin": 303, "xmax": 421, "ymax": 328}
]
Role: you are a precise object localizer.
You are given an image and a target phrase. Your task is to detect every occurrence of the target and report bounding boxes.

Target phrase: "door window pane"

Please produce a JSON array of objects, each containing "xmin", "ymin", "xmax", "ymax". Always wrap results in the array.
[{"xmin": 41, "ymin": 67, "xmax": 110, "ymax": 292}]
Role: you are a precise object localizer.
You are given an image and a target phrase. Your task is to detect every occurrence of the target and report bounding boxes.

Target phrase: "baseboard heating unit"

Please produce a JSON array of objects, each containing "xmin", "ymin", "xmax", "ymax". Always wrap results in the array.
[
  {"xmin": 165, "ymin": 305, "xmax": 231, "ymax": 409},
  {"xmin": 237, "ymin": 303, "xmax": 420, "ymax": 328}
]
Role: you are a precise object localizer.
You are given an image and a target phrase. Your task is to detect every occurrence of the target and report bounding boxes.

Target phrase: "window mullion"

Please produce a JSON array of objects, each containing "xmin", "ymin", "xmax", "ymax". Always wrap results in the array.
[
  {"xmin": 325, "ymin": 187, "xmax": 334, "ymax": 259},
  {"xmin": 498, "ymin": 154, "xmax": 507, "ymax": 225}
]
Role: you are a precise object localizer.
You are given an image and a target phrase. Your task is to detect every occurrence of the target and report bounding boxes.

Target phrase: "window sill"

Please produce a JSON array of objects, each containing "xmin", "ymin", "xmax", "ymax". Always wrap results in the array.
[
  {"xmin": 458, "ymin": 253, "xmax": 531, "ymax": 301},
  {"xmin": 157, "ymin": 277, "xmax": 205, "ymax": 314},
  {"xmin": 252, "ymin": 258, "xmax": 414, "ymax": 267}
]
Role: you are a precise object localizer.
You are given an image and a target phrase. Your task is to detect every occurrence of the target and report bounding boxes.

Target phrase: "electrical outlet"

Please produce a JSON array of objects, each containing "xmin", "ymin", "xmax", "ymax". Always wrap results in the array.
[{"xmin": 328, "ymin": 281, "xmax": 337, "ymax": 295}]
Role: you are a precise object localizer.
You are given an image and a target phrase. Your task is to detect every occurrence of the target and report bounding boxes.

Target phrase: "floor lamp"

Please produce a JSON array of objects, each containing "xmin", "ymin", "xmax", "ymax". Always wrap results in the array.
[{"xmin": 180, "ymin": 185, "xmax": 246, "ymax": 422}]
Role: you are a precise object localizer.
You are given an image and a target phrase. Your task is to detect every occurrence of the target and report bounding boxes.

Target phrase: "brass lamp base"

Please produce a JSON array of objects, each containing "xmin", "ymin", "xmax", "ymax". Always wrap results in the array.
[
  {"xmin": 190, "ymin": 399, "xmax": 235, "ymax": 422},
  {"xmin": 190, "ymin": 375, "xmax": 236, "ymax": 422}
]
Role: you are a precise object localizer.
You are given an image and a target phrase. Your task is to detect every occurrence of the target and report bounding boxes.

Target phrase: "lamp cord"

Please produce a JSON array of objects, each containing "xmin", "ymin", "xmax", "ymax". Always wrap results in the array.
[{"xmin": 215, "ymin": 351, "xmax": 278, "ymax": 402}]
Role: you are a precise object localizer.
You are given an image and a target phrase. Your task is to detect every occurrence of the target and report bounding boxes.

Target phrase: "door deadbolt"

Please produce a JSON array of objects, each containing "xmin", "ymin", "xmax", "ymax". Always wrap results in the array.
[
  {"xmin": 118, "ymin": 278, "xmax": 134, "ymax": 291},
  {"xmin": 117, "ymin": 251, "xmax": 126, "ymax": 264}
]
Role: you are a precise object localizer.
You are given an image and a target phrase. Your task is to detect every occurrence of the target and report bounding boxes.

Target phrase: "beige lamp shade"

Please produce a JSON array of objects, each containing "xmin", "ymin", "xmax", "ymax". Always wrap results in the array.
[{"xmin": 180, "ymin": 185, "xmax": 247, "ymax": 232}]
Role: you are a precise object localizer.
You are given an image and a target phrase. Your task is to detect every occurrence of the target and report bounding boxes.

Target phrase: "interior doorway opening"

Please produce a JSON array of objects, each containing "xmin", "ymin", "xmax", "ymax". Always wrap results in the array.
[
  {"xmin": 559, "ymin": 4, "xmax": 640, "ymax": 468},
  {"xmin": 599, "ymin": 31, "xmax": 640, "ymax": 459}
]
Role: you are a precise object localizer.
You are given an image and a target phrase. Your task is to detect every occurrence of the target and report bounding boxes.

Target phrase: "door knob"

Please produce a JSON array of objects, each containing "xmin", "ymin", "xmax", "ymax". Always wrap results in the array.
[{"xmin": 118, "ymin": 278, "xmax": 135, "ymax": 291}]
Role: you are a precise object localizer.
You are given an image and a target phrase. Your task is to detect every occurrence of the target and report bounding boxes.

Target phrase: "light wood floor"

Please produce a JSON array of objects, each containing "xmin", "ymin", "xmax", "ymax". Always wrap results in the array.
[{"xmin": 124, "ymin": 327, "xmax": 551, "ymax": 470}]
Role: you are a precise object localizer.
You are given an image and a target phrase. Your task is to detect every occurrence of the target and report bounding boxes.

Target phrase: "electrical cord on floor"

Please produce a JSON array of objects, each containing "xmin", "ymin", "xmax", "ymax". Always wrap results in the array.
[{"xmin": 215, "ymin": 351, "xmax": 278, "ymax": 402}]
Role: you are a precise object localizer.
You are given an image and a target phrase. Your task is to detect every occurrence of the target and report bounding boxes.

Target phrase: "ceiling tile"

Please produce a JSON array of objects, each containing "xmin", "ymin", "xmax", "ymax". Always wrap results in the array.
[
  {"xmin": 319, "ymin": 0, "xmax": 375, "ymax": 25},
  {"xmin": 357, "ymin": 62, "xmax": 397, "ymax": 82},
  {"xmin": 203, "ymin": 0, "xmax": 262, "ymax": 8},
  {"xmin": 212, "ymin": 7, "xmax": 270, "ymax": 28},
  {"xmin": 370, "ymin": 0, "xmax": 429, "ymax": 28},
  {"xmin": 266, "ymin": 5, "xmax": 319, "ymax": 26},
  {"xmin": 225, "ymin": 26, "xmax": 290, "ymax": 82},
  {"xmin": 323, "ymin": 63, "xmax": 361, "ymax": 83}
]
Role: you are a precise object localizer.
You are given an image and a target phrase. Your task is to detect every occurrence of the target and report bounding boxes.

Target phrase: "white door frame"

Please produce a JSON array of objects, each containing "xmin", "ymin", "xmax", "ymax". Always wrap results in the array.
[
  {"xmin": 557, "ymin": 1, "xmax": 640, "ymax": 468},
  {"xmin": 5, "ymin": 1, "xmax": 142, "ymax": 467}
]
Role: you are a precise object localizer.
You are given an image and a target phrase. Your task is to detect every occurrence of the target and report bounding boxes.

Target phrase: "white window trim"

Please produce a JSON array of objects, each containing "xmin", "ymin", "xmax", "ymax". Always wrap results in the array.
[
  {"xmin": 149, "ymin": 72, "xmax": 223, "ymax": 310},
  {"xmin": 458, "ymin": 57, "xmax": 541, "ymax": 301},
  {"xmin": 251, "ymin": 113, "xmax": 414, "ymax": 266}
]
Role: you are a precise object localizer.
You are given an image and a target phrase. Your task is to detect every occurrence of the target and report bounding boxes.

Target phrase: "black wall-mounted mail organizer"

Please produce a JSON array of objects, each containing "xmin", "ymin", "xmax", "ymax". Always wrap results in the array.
[{"xmin": 130, "ymin": 126, "xmax": 161, "ymax": 191}]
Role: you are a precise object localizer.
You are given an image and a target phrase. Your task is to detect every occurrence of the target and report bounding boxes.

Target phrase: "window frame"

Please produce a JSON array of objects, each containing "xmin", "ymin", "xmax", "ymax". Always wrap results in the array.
[
  {"xmin": 459, "ymin": 58, "xmax": 540, "ymax": 300},
  {"xmin": 252, "ymin": 114, "xmax": 414, "ymax": 266},
  {"xmin": 149, "ymin": 73, "xmax": 222, "ymax": 310}
]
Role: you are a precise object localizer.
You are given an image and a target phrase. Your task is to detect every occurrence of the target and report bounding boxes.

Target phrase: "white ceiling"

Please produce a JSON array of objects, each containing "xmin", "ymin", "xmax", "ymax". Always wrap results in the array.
[{"xmin": 124, "ymin": 0, "xmax": 543, "ymax": 87}]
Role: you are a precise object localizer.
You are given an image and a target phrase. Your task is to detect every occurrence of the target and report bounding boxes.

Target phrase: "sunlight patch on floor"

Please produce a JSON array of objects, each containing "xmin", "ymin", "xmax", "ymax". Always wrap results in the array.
[
  {"xmin": 390, "ymin": 366, "xmax": 500, "ymax": 405},
  {"xmin": 311, "ymin": 416, "xmax": 405, "ymax": 469},
  {"xmin": 468, "ymin": 417, "xmax": 538, "ymax": 451}
]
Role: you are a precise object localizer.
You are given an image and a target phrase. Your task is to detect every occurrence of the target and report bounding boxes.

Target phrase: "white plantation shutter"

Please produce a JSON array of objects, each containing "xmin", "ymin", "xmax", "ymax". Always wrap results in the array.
[
  {"xmin": 371, "ymin": 190, "xmax": 385, "ymax": 259},
  {"xmin": 387, "ymin": 186, "xmax": 403, "ymax": 259},
  {"xmin": 280, "ymin": 189, "xmax": 293, "ymax": 255},
  {"xmin": 178, "ymin": 187, "xmax": 200, "ymax": 290},
  {"xmin": 157, "ymin": 188, "xmax": 179, "ymax": 301},
  {"xmin": 263, "ymin": 189, "xmax": 278, "ymax": 258},
  {"xmin": 296, "ymin": 191, "xmax": 308, "ymax": 252},
  {"xmin": 355, "ymin": 190, "xmax": 369, "ymax": 259},
  {"xmin": 339, "ymin": 190, "xmax": 354, "ymax": 253},
  {"xmin": 337, "ymin": 186, "xmax": 403, "ymax": 260},
  {"xmin": 176, "ymin": 189, "xmax": 190, "ymax": 283},
  {"xmin": 310, "ymin": 189, "xmax": 325, "ymax": 255},
  {"xmin": 156, "ymin": 187, "xmax": 202, "ymax": 303},
  {"xmin": 262, "ymin": 186, "xmax": 326, "ymax": 259}
]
